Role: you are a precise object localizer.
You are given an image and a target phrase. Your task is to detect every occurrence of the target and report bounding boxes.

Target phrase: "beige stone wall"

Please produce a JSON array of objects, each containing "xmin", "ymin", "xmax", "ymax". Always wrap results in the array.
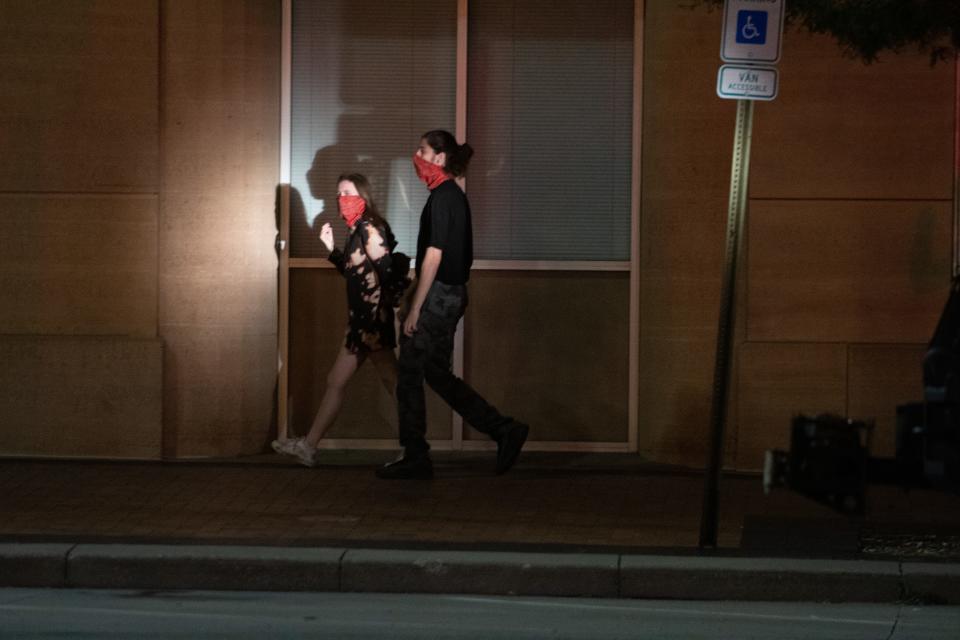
[
  {"xmin": 639, "ymin": 4, "xmax": 955, "ymax": 469},
  {"xmin": 0, "ymin": 337, "xmax": 162, "ymax": 458},
  {"xmin": 159, "ymin": 0, "xmax": 280, "ymax": 457},
  {"xmin": 0, "ymin": 1, "xmax": 163, "ymax": 458},
  {"xmin": 0, "ymin": 1, "xmax": 280, "ymax": 459}
]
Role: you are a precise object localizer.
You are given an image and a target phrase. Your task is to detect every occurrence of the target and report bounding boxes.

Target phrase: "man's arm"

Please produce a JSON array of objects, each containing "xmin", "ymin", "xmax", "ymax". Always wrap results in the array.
[{"xmin": 403, "ymin": 247, "xmax": 442, "ymax": 336}]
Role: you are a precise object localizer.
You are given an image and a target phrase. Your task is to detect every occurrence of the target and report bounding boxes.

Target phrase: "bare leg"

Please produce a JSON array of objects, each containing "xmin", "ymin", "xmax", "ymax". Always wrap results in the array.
[{"xmin": 304, "ymin": 345, "xmax": 363, "ymax": 448}]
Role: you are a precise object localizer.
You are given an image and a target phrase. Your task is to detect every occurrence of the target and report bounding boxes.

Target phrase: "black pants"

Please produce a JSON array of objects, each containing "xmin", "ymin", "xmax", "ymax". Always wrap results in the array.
[{"xmin": 397, "ymin": 281, "xmax": 511, "ymax": 455}]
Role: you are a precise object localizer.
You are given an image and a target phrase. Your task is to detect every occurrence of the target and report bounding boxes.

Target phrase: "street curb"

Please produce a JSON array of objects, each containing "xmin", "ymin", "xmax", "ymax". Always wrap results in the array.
[
  {"xmin": 0, "ymin": 543, "xmax": 73, "ymax": 588},
  {"xmin": 620, "ymin": 556, "xmax": 902, "ymax": 602},
  {"xmin": 2, "ymin": 543, "xmax": 958, "ymax": 603},
  {"xmin": 341, "ymin": 549, "xmax": 620, "ymax": 597},
  {"xmin": 66, "ymin": 545, "xmax": 342, "ymax": 592},
  {"xmin": 902, "ymin": 562, "xmax": 960, "ymax": 605}
]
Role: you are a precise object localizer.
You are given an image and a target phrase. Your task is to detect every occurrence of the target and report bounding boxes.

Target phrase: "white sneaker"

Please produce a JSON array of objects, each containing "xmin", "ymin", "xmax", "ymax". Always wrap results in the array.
[{"xmin": 271, "ymin": 437, "xmax": 319, "ymax": 468}]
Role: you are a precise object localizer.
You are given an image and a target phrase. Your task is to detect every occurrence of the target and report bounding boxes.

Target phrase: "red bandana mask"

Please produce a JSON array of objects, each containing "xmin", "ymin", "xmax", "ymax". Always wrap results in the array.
[
  {"xmin": 413, "ymin": 153, "xmax": 450, "ymax": 190},
  {"xmin": 338, "ymin": 195, "xmax": 365, "ymax": 228}
]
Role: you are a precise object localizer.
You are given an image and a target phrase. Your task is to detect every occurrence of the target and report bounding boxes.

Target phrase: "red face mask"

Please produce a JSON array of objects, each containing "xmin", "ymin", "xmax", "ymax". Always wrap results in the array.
[
  {"xmin": 413, "ymin": 153, "xmax": 450, "ymax": 190},
  {"xmin": 338, "ymin": 195, "xmax": 365, "ymax": 228}
]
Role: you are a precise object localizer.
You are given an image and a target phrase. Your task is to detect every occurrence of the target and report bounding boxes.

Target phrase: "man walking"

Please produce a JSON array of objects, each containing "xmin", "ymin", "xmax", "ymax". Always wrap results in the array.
[{"xmin": 376, "ymin": 130, "xmax": 529, "ymax": 480}]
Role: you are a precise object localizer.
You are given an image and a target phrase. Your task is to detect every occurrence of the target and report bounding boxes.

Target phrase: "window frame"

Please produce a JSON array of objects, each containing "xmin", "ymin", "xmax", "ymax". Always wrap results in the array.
[{"xmin": 278, "ymin": 0, "xmax": 643, "ymax": 452}]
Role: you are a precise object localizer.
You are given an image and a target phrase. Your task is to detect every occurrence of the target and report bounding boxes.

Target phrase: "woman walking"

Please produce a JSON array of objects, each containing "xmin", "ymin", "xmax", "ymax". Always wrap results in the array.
[
  {"xmin": 273, "ymin": 173, "xmax": 405, "ymax": 466},
  {"xmin": 376, "ymin": 130, "xmax": 529, "ymax": 479}
]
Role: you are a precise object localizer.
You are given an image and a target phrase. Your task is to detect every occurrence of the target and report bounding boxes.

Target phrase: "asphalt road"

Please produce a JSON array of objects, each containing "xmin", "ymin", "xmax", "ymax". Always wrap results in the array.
[{"xmin": 1, "ymin": 589, "xmax": 958, "ymax": 639}]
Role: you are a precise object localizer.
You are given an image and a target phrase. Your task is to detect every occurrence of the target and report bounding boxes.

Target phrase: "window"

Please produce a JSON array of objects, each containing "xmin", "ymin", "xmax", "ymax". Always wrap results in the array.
[{"xmin": 290, "ymin": 0, "xmax": 632, "ymax": 262}]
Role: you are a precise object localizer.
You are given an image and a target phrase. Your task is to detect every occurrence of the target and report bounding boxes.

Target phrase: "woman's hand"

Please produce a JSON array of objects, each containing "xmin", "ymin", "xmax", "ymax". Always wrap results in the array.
[{"xmin": 319, "ymin": 222, "xmax": 334, "ymax": 252}]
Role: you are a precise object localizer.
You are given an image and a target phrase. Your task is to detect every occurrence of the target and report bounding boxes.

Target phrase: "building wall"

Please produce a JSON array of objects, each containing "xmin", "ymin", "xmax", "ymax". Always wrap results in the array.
[
  {"xmin": 0, "ymin": 1, "xmax": 953, "ymax": 466},
  {"xmin": 639, "ymin": 4, "xmax": 954, "ymax": 469},
  {"xmin": 159, "ymin": 0, "xmax": 280, "ymax": 457},
  {"xmin": 0, "ymin": 0, "xmax": 163, "ymax": 458},
  {"xmin": 0, "ymin": 0, "xmax": 280, "ymax": 458}
]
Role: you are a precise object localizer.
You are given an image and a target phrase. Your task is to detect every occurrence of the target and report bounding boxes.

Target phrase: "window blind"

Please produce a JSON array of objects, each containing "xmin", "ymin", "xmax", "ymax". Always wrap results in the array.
[
  {"xmin": 467, "ymin": 0, "xmax": 633, "ymax": 261},
  {"xmin": 290, "ymin": 0, "xmax": 457, "ymax": 259}
]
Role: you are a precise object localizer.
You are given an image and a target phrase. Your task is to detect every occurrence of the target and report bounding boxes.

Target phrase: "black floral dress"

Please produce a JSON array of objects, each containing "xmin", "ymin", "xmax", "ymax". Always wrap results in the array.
[{"xmin": 327, "ymin": 219, "xmax": 398, "ymax": 354}]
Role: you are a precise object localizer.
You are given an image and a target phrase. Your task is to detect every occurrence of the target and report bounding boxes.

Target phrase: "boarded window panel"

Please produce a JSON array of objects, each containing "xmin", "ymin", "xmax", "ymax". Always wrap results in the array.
[
  {"xmin": 464, "ymin": 271, "xmax": 630, "ymax": 442},
  {"xmin": 290, "ymin": 0, "xmax": 456, "ymax": 259},
  {"xmin": 468, "ymin": 0, "xmax": 633, "ymax": 261},
  {"xmin": 288, "ymin": 269, "xmax": 452, "ymax": 440}
]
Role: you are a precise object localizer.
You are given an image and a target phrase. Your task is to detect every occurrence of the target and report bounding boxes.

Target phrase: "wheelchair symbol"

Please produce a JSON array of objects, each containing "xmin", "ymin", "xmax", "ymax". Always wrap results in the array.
[{"xmin": 734, "ymin": 11, "xmax": 768, "ymax": 46}]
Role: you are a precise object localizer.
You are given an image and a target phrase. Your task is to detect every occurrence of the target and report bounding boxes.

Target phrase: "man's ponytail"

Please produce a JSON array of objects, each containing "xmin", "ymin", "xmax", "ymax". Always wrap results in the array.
[{"xmin": 422, "ymin": 130, "xmax": 473, "ymax": 177}]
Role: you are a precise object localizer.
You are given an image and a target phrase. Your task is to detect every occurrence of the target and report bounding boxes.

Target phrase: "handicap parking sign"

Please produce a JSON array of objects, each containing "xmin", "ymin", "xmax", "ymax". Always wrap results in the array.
[
  {"xmin": 721, "ymin": 0, "xmax": 784, "ymax": 63},
  {"xmin": 735, "ymin": 11, "xmax": 767, "ymax": 45}
]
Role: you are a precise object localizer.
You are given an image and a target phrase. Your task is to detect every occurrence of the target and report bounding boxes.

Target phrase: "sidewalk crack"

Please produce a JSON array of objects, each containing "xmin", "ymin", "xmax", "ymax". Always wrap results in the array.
[
  {"xmin": 884, "ymin": 560, "xmax": 905, "ymax": 640},
  {"xmin": 616, "ymin": 554, "xmax": 623, "ymax": 598},
  {"xmin": 896, "ymin": 559, "xmax": 907, "ymax": 602},
  {"xmin": 63, "ymin": 543, "xmax": 79, "ymax": 587},
  {"xmin": 884, "ymin": 604, "xmax": 902, "ymax": 640},
  {"xmin": 337, "ymin": 548, "xmax": 348, "ymax": 592}
]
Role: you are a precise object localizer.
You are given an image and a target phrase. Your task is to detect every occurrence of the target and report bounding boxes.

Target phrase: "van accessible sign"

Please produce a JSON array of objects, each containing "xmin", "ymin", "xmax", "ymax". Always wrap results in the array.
[
  {"xmin": 716, "ymin": 64, "xmax": 778, "ymax": 100},
  {"xmin": 720, "ymin": 0, "xmax": 785, "ymax": 63}
]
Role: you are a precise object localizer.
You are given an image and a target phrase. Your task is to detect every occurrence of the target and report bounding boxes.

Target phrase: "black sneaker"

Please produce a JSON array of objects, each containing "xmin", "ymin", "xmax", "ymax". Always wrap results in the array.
[
  {"xmin": 375, "ymin": 453, "xmax": 434, "ymax": 479},
  {"xmin": 496, "ymin": 421, "xmax": 529, "ymax": 475}
]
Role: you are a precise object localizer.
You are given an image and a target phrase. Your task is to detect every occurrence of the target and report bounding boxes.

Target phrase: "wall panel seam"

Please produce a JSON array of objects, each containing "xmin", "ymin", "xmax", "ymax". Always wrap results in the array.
[
  {"xmin": 0, "ymin": 192, "xmax": 159, "ymax": 198},
  {"xmin": 742, "ymin": 340, "xmax": 927, "ymax": 348},
  {"xmin": 158, "ymin": 0, "xmax": 171, "ymax": 458},
  {"xmin": 748, "ymin": 197, "xmax": 953, "ymax": 203}
]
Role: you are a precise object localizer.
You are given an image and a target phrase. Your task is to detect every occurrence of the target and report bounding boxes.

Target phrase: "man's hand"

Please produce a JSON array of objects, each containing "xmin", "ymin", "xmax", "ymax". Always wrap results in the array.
[
  {"xmin": 403, "ymin": 247, "xmax": 441, "ymax": 337},
  {"xmin": 403, "ymin": 306, "xmax": 420, "ymax": 336}
]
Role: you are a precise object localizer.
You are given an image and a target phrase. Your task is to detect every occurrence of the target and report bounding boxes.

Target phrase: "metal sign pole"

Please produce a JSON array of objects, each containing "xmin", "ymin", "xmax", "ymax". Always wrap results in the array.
[
  {"xmin": 699, "ymin": 98, "xmax": 755, "ymax": 548},
  {"xmin": 954, "ymin": 53, "xmax": 960, "ymax": 278}
]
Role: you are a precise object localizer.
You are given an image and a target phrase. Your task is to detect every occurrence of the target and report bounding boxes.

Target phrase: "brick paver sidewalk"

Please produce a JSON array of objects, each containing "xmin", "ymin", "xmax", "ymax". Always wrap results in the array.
[{"xmin": 2, "ymin": 452, "xmax": 959, "ymax": 555}]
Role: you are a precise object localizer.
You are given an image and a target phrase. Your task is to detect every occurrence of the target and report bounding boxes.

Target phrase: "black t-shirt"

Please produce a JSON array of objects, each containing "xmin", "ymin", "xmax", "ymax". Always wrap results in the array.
[{"xmin": 416, "ymin": 179, "xmax": 473, "ymax": 285}]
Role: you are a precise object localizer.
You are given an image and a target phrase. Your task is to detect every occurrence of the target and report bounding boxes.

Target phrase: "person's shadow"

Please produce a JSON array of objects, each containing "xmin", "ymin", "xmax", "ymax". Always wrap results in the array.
[{"xmin": 290, "ymin": 111, "xmax": 398, "ymax": 259}]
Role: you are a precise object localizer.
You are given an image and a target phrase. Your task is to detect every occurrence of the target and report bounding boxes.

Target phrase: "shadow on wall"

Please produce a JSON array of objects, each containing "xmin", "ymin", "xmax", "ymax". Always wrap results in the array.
[
  {"xmin": 911, "ymin": 206, "xmax": 952, "ymax": 293},
  {"xmin": 677, "ymin": 387, "xmax": 713, "ymax": 465},
  {"xmin": 290, "ymin": 111, "xmax": 405, "ymax": 259}
]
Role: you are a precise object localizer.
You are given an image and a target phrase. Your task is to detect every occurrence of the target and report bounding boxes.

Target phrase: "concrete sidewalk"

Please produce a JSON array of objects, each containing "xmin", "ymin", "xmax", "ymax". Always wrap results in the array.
[{"xmin": 2, "ymin": 542, "xmax": 959, "ymax": 603}]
